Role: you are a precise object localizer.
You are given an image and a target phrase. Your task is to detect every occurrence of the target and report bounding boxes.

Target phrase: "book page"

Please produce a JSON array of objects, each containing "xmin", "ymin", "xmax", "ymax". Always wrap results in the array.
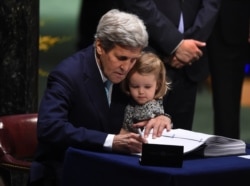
[
  {"xmin": 146, "ymin": 134, "xmax": 204, "ymax": 153},
  {"xmin": 161, "ymin": 129, "xmax": 213, "ymax": 142},
  {"xmin": 145, "ymin": 129, "xmax": 214, "ymax": 154},
  {"xmin": 145, "ymin": 129, "xmax": 246, "ymax": 156},
  {"xmin": 202, "ymin": 136, "xmax": 246, "ymax": 156}
]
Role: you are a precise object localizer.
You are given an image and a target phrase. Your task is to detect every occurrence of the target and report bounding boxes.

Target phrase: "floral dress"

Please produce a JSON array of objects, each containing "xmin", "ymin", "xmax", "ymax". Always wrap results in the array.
[{"xmin": 122, "ymin": 99, "xmax": 164, "ymax": 133}]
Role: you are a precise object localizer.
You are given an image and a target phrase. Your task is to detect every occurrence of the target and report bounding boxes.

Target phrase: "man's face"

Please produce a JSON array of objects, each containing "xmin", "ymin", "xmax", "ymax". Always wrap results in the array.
[{"xmin": 96, "ymin": 41, "xmax": 142, "ymax": 84}]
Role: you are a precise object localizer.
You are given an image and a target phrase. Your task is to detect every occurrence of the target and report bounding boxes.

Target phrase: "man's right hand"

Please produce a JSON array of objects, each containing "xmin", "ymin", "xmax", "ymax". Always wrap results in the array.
[
  {"xmin": 175, "ymin": 39, "xmax": 206, "ymax": 65},
  {"xmin": 112, "ymin": 132, "xmax": 147, "ymax": 154}
]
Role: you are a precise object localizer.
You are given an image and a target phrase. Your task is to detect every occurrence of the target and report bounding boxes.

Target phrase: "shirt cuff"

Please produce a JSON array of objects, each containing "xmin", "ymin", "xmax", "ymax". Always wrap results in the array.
[
  {"xmin": 171, "ymin": 39, "xmax": 184, "ymax": 54},
  {"xmin": 103, "ymin": 134, "xmax": 115, "ymax": 151}
]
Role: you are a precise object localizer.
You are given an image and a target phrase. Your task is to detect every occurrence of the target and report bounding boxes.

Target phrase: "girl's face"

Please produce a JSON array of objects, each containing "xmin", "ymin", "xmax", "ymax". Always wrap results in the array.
[{"xmin": 128, "ymin": 72, "xmax": 158, "ymax": 105}]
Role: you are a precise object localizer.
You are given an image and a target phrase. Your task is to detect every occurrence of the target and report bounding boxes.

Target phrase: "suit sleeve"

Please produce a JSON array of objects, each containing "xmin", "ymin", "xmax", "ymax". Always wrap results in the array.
[
  {"xmin": 184, "ymin": 0, "xmax": 221, "ymax": 41},
  {"xmin": 37, "ymin": 60, "xmax": 108, "ymax": 151},
  {"xmin": 118, "ymin": 0, "xmax": 183, "ymax": 55}
]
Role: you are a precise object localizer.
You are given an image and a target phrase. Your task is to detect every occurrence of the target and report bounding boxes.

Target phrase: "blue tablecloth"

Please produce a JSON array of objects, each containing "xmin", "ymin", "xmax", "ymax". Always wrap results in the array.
[{"xmin": 62, "ymin": 144, "xmax": 250, "ymax": 186}]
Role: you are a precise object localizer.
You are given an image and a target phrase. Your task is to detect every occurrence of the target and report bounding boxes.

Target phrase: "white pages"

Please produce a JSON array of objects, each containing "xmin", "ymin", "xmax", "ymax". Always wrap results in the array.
[{"xmin": 145, "ymin": 128, "xmax": 246, "ymax": 157}]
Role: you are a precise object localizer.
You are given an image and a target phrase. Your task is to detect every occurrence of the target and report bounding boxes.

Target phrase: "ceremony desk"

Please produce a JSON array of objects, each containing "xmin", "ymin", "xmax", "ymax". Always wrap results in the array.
[{"xmin": 62, "ymin": 145, "xmax": 250, "ymax": 186}]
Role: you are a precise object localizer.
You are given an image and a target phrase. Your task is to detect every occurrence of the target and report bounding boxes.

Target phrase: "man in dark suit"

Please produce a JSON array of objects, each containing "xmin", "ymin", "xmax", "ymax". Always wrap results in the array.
[
  {"xmin": 29, "ymin": 9, "xmax": 172, "ymax": 186},
  {"xmin": 117, "ymin": 0, "xmax": 221, "ymax": 130},
  {"xmin": 207, "ymin": 0, "xmax": 250, "ymax": 139},
  {"xmin": 77, "ymin": 0, "xmax": 117, "ymax": 49}
]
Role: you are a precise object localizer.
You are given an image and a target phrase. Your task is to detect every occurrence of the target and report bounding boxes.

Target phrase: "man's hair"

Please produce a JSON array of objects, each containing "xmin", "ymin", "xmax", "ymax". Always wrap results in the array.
[{"xmin": 95, "ymin": 9, "xmax": 148, "ymax": 51}]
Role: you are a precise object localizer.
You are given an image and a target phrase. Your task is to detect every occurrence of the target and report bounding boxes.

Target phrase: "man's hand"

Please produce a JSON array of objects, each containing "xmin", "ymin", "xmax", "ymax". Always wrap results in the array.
[
  {"xmin": 112, "ymin": 132, "xmax": 147, "ymax": 154},
  {"xmin": 175, "ymin": 39, "xmax": 205, "ymax": 64},
  {"xmin": 133, "ymin": 114, "xmax": 172, "ymax": 139}
]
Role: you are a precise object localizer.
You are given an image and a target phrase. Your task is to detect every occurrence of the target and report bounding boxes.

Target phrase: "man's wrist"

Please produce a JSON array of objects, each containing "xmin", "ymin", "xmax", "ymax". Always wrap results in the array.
[
  {"xmin": 162, "ymin": 113, "xmax": 173, "ymax": 128},
  {"xmin": 163, "ymin": 113, "xmax": 171, "ymax": 120},
  {"xmin": 171, "ymin": 39, "xmax": 184, "ymax": 54}
]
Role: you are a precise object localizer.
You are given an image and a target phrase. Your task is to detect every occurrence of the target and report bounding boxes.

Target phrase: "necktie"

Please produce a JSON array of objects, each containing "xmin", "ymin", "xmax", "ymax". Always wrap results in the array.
[
  {"xmin": 104, "ymin": 80, "xmax": 111, "ymax": 105},
  {"xmin": 178, "ymin": 12, "xmax": 184, "ymax": 33}
]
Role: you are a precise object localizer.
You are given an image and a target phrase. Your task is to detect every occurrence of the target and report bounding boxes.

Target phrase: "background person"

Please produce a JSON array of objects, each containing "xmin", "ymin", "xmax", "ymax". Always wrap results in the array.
[
  {"xmin": 76, "ymin": 0, "xmax": 116, "ymax": 49},
  {"xmin": 207, "ymin": 0, "xmax": 250, "ymax": 139},
  {"xmin": 117, "ymin": 0, "xmax": 221, "ymax": 130}
]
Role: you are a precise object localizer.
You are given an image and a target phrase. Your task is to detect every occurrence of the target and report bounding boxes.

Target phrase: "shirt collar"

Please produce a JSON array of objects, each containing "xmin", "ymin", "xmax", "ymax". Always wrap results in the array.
[{"xmin": 95, "ymin": 51, "xmax": 107, "ymax": 83}]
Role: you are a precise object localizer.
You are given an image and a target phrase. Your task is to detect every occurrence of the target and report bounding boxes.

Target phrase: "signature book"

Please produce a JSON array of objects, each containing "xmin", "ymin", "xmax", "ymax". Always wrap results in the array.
[{"xmin": 144, "ymin": 128, "xmax": 246, "ymax": 157}]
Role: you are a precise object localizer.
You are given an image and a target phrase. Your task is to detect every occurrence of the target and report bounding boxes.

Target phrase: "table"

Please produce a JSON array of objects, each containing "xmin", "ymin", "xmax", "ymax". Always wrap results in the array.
[{"xmin": 62, "ymin": 144, "xmax": 250, "ymax": 186}]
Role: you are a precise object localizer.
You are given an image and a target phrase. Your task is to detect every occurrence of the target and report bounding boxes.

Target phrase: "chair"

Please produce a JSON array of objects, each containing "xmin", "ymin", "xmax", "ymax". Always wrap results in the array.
[{"xmin": 0, "ymin": 113, "xmax": 38, "ymax": 186}]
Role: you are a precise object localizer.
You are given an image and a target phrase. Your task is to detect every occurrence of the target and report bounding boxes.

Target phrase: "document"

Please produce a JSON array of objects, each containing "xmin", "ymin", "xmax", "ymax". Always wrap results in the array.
[{"xmin": 145, "ymin": 129, "xmax": 246, "ymax": 157}]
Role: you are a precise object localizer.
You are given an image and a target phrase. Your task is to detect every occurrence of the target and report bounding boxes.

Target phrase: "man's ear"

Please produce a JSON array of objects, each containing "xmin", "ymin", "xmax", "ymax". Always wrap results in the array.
[{"xmin": 95, "ymin": 40, "xmax": 103, "ymax": 55}]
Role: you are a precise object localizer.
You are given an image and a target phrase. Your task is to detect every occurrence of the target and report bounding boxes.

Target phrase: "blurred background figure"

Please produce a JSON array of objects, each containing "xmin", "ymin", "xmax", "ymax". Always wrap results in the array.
[
  {"xmin": 76, "ymin": 0, "xmax": 116, "ymax": 49},
  {"xmin": 116, "ymin": 0, "xmax": 221, "ymax": 130},
  {"xmin": 207, "ymin": 0, "xmax": 250, "ymax": 139}
]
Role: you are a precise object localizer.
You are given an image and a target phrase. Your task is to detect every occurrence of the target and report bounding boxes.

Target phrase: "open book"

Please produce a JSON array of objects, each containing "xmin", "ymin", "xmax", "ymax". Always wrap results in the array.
[{"xmin": 144, "ymin": 128, "xmax": 246, "ymax": 157}]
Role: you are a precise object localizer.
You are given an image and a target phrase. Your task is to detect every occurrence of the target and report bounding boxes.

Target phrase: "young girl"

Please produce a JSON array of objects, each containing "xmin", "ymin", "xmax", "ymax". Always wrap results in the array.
[{"xmin": 120, "ymin": 52, "xmax": 171, "ymax": 134}]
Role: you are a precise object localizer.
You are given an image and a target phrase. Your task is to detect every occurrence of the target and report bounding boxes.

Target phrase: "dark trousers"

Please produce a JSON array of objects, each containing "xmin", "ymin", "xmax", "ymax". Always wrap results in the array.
[
  {"xmin": 163, "ymin": 68, "xmax": 198, "ymax": 130},
  {"xmin": 207, "ymin": 26, "xmax": 249, "ymax": 138}
]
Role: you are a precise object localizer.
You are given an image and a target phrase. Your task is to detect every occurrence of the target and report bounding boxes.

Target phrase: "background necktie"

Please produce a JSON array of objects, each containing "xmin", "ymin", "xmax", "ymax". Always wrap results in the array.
[{"xmin": 178, "ymin": 12, "xmax": 184, "ymax": 33}]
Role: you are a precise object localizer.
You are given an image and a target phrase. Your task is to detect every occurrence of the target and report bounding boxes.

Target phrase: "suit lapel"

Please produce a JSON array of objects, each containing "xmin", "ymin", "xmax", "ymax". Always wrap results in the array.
[{"xmin": 83, "ymin": 46, "xmax": 110, "ymax": 126}]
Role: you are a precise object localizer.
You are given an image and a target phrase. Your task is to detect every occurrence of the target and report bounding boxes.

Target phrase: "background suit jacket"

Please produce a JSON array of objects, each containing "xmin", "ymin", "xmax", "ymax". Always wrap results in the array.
[
  {"xmin": 206, "ymin": 0, "xmax": 250, "ymax": 138},
  {"xmin": 30, "ymin": 45, "xmax": 129, "ymax": 182},
  {"xmin": 218, "ymin": 0, "xmax": 250, "ymax": 46},
  {"xmin": 77, "ymin": 0, "xmax": 117, "ymax": 49},
  {"xmin": 118, "ymin": 0, "xmax": 221, "ymax": 82}
]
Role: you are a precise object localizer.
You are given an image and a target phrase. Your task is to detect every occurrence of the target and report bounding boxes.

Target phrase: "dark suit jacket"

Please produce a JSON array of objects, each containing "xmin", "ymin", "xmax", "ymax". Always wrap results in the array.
[
  {"xmin": 215, "ymin": 0, "xmax": 250, "ymax": 46},
  {"xmin": 77, "ymin": 0, "xmax": 117, "ymax": 49},
  {"xmin": 206, "ymin": 0, "xmax": 250, "ymax": 138},
  {"xmin": 118, "ymin": 0, "xmax": 221, "ymax": 82},
  {"xmin": 30, "ymin": 45, "xmax": 129, "ymax": 182}
]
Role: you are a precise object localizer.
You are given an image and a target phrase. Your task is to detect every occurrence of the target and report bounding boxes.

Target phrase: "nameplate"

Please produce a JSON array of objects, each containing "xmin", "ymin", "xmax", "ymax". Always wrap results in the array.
[{"xmin": 139, "ymin": 143, "xmax": 183, "ymax": 167}]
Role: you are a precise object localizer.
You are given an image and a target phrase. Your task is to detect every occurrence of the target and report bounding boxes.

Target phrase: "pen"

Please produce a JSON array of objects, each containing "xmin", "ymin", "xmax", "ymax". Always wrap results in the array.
[{"xmin": 137, "ymin": 128, "xmax": 143, "ymax": 137}]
